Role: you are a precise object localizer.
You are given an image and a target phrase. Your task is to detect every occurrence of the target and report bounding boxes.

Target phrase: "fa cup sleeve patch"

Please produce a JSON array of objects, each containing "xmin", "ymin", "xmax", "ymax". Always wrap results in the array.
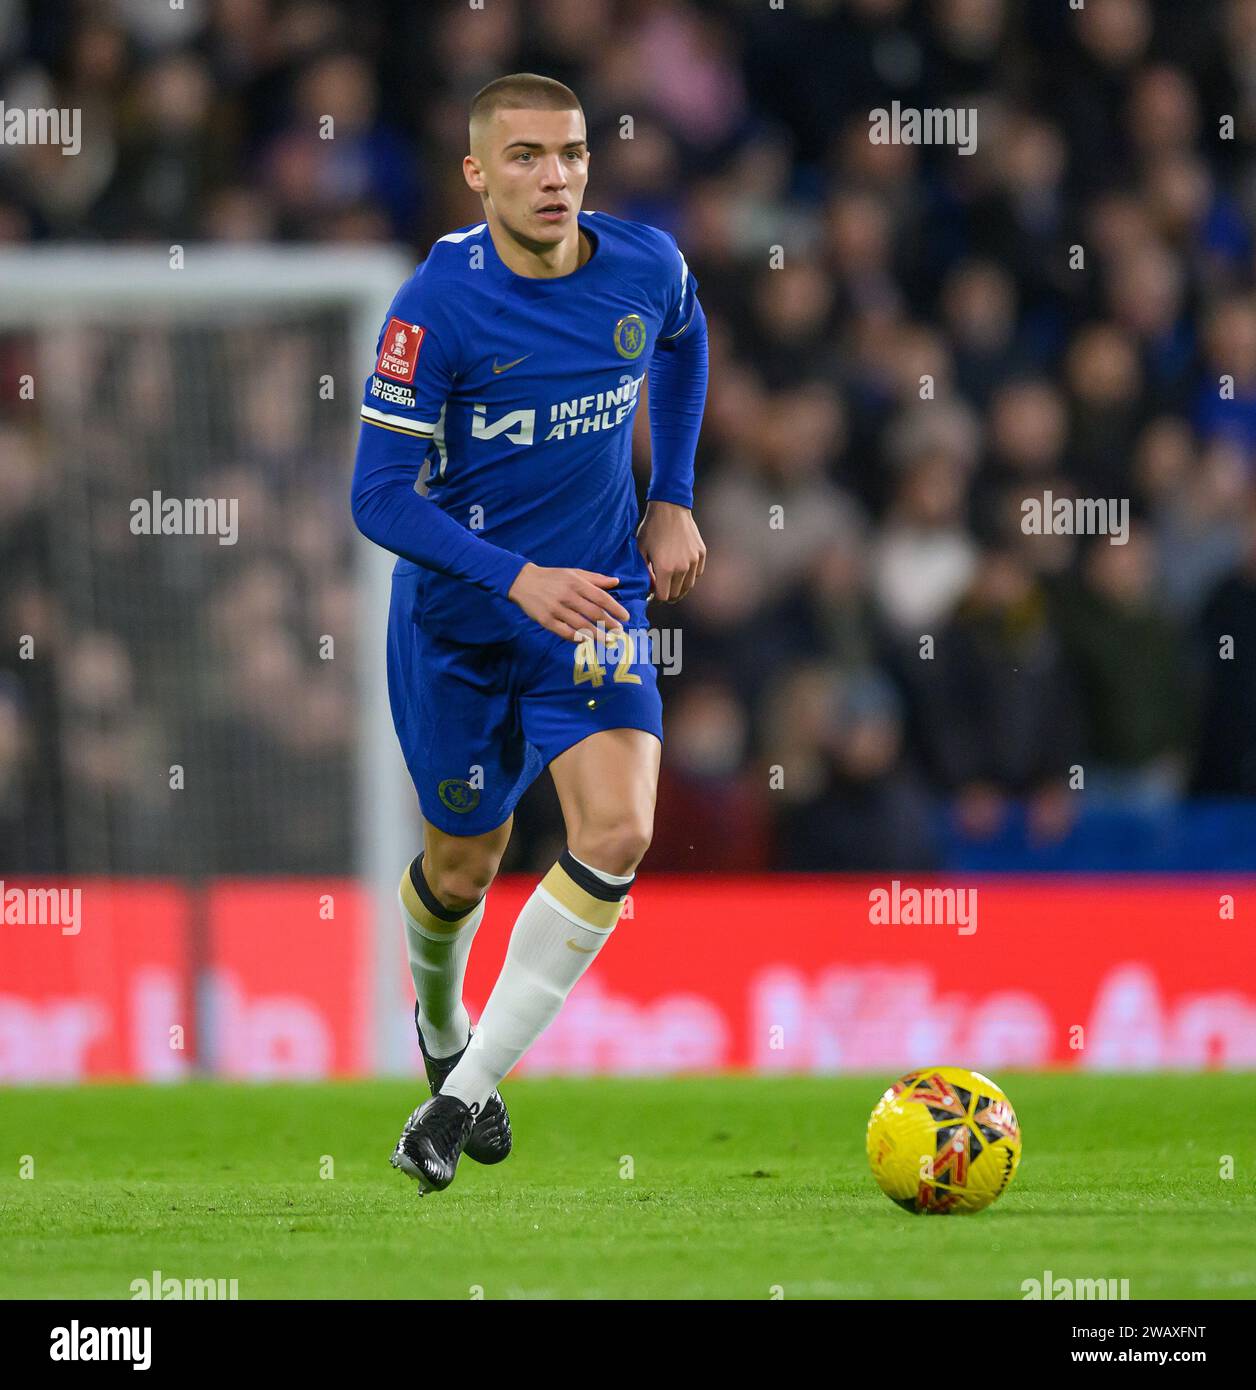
[{"xmin": 376, "ymin": 318, "xmax": 425, "ymax": 383}]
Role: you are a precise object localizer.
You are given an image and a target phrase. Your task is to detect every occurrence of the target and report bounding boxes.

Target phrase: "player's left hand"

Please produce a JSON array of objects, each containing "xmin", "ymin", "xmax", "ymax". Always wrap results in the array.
[{"xmin": 636, "ymin": 501, "xmax": 706, "ymax": 603}]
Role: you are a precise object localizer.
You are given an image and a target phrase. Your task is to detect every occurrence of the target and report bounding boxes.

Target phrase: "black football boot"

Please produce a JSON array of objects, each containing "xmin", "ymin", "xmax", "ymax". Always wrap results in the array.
[
  {"xmin": 415, "ymin": 1005, "xmax": 512, "ymax": 1165},
  {"xmin": 390, "ymin": 1094, "xmax": 476, "ymax": 1193}
]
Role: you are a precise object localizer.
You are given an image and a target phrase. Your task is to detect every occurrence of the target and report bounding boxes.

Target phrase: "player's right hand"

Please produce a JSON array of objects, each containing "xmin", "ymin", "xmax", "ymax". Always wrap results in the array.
[{"xmin": 507, "ymin": 563, "xmax": 629, "ymax": 642}]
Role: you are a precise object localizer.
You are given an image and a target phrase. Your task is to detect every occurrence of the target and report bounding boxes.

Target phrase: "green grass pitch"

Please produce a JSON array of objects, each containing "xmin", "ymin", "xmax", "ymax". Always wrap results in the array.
[{"xmin": 2, "ymin": 1075, "xmax": 1253, "ymax": 1300}]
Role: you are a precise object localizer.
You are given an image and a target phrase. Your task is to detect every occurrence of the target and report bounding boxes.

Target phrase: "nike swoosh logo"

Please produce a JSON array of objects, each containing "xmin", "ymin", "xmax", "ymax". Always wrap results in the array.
[
  {"xmin": 565, "ymin": 938, "xmax": 598, "ymax": 953},
  {"xmin": 492, "ymin": 354, "xmax": 532, "ymax": 374}
]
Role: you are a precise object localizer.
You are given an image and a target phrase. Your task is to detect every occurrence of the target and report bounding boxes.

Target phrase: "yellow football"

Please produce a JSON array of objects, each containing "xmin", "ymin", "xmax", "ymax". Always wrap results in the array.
[{"xmin": 866, "ymin": 1066, "xmax": 1022, "ymax": 1214}]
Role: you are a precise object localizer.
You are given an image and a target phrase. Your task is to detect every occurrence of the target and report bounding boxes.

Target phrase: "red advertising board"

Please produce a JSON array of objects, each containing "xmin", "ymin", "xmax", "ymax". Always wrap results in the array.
[
  {"xmin": 0, "ymin": 879, "xmax": 190, "ymax": 1082},
  {"xmin": 204, "ymin": 880, "xmax": 371, "ymax": 1079},
  {"xmin": 2, "ymin": 876, "xmax": 1253, "ymax": 1081},
  {"xmin": 456, "ymin": 876, "xmax": 1256, "ymax": 1074}
]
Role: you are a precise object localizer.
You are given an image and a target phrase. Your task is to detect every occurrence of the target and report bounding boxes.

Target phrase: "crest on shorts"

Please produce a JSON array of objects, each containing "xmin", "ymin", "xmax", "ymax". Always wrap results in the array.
[
  {"xmin": 438, "ymin": 778, "xmax": 480, "ymax": 813},
  {"xmin": 613, "ymin": 314, "xmax": 646, "ymax": 359}
]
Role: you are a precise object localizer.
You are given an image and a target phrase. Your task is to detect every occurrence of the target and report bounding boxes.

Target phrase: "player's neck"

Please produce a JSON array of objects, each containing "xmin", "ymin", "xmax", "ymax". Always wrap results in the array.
[{"xmin": 486, "ymin": 212, "xmax": 589, "ymax": 279}]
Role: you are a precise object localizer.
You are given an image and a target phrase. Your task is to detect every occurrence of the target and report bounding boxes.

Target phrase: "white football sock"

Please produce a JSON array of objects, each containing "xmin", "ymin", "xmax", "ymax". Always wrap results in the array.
[
  {"xmin": 399, "ymin": 854, "xmax": 485, "ymax": 1059},
  {"xmin": 441, "ymin": 849, "xmax": 634, "ymax": 1110}
]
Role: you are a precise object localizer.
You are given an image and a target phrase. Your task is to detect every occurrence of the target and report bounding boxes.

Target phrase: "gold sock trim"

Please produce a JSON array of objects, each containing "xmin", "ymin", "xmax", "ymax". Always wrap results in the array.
[
  {"xmin": 399, "ymin": 867, "xmax": 476, "ymax": 936},
  {"xmin": 539, "ymin": 860, "xmax": 625, "ymax": 932}
]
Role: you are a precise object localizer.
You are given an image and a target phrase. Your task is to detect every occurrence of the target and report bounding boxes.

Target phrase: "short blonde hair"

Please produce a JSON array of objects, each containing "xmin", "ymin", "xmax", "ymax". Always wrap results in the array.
[{"xmin": 469, "ymin": 73, "xmax": 584, "ymax": 134}]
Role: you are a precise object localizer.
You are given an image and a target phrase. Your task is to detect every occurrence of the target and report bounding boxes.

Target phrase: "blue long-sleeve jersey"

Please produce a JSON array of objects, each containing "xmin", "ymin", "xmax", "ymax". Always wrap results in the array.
[{"xmin": 351, "ymin": 209, "xmax": 708, "ymax": 644}]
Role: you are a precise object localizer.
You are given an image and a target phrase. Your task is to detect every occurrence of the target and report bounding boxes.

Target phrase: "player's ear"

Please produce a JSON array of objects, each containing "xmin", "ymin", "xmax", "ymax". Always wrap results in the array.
[{"xmin": 463, "ymin": 154, "xmax": 485, "ymax": 194}]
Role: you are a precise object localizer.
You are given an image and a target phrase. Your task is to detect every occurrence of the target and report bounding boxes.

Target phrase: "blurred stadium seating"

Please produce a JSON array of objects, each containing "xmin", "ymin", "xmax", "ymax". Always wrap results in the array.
[{"xmin": 1, "ymin": 0, "xmax": 1255, "ymax": 881}]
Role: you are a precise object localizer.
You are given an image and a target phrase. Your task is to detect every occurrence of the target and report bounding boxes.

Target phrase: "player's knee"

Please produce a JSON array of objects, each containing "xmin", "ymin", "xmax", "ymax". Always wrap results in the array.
[
  {"xmin": 425, "ymin": 855, "xmax": 499, "ymax": 911},
  {"xmin": 570, "ymin": 814, "xmax": 653, "ymax": 878}
]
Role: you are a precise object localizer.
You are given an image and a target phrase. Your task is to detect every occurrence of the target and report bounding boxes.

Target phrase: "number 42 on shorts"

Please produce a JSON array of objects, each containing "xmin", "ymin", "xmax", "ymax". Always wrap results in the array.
[{"xmin": 572, "ymin": 632, "xmax": 642, "ymax": 688}]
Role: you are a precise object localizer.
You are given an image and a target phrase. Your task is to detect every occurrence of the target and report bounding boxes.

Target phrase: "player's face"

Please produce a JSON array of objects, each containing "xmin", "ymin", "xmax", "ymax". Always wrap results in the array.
[{"xmin": 466, "ymin": 107, "xmax": 589, "ymax": 248}]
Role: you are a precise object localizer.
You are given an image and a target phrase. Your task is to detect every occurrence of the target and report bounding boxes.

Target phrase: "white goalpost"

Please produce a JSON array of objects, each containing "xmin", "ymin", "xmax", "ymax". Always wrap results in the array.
[{"xmin": 0, "ymin": 245, "xmax": 419, "ymax": 1073}]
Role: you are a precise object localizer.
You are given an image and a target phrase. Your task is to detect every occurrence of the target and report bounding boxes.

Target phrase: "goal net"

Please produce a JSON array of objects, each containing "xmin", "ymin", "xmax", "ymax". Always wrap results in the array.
[{"xmin": 0, "ymin": 246, "xmax": 417, "ymax": 1067}]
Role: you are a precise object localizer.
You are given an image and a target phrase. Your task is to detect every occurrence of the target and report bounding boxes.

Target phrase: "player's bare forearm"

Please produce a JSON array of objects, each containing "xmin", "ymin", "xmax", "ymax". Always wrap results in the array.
[{"xmin": 636, "ymin": 500, "xmax": 706, "ymax": 602}]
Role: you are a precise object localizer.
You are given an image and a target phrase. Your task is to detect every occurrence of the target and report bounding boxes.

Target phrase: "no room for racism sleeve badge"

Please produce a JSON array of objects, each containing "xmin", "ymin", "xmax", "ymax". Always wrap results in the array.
[{"xmin": 376, "ymin": 319, "xmax": 425, "ymax": 382}]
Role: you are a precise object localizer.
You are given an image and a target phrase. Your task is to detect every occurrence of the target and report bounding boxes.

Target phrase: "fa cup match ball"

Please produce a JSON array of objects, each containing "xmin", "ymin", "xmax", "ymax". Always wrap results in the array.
[{"xmin": 866, "ymin": 1066, "xmax": 1022, "ymax": 1214}]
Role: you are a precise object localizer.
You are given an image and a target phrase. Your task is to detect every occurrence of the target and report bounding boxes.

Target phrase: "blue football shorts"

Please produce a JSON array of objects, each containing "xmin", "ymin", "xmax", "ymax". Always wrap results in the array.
[{"xmin": 386, "ymin": 566, "xmax": 664, "ymax": 836}]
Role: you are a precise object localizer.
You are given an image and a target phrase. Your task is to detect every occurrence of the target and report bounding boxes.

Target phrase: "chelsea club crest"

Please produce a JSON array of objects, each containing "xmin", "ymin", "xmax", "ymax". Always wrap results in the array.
[
  {"xmin": 614, "ymin": 314, "xmax": 646, "ymax": 359},
  {"xmin": 438, "ymin": 779, "xmax": 480, "ymax": 813}
]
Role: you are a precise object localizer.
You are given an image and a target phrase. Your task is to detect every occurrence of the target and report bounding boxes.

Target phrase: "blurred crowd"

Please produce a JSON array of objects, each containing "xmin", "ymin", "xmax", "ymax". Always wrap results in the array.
[
  {"xmin": 3, "ymin": 0, "xmax": 1256, "ymax": 873},
  {"xmin": 0, "ymin": 319, "xmax": 360, "ymax": 872}
]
